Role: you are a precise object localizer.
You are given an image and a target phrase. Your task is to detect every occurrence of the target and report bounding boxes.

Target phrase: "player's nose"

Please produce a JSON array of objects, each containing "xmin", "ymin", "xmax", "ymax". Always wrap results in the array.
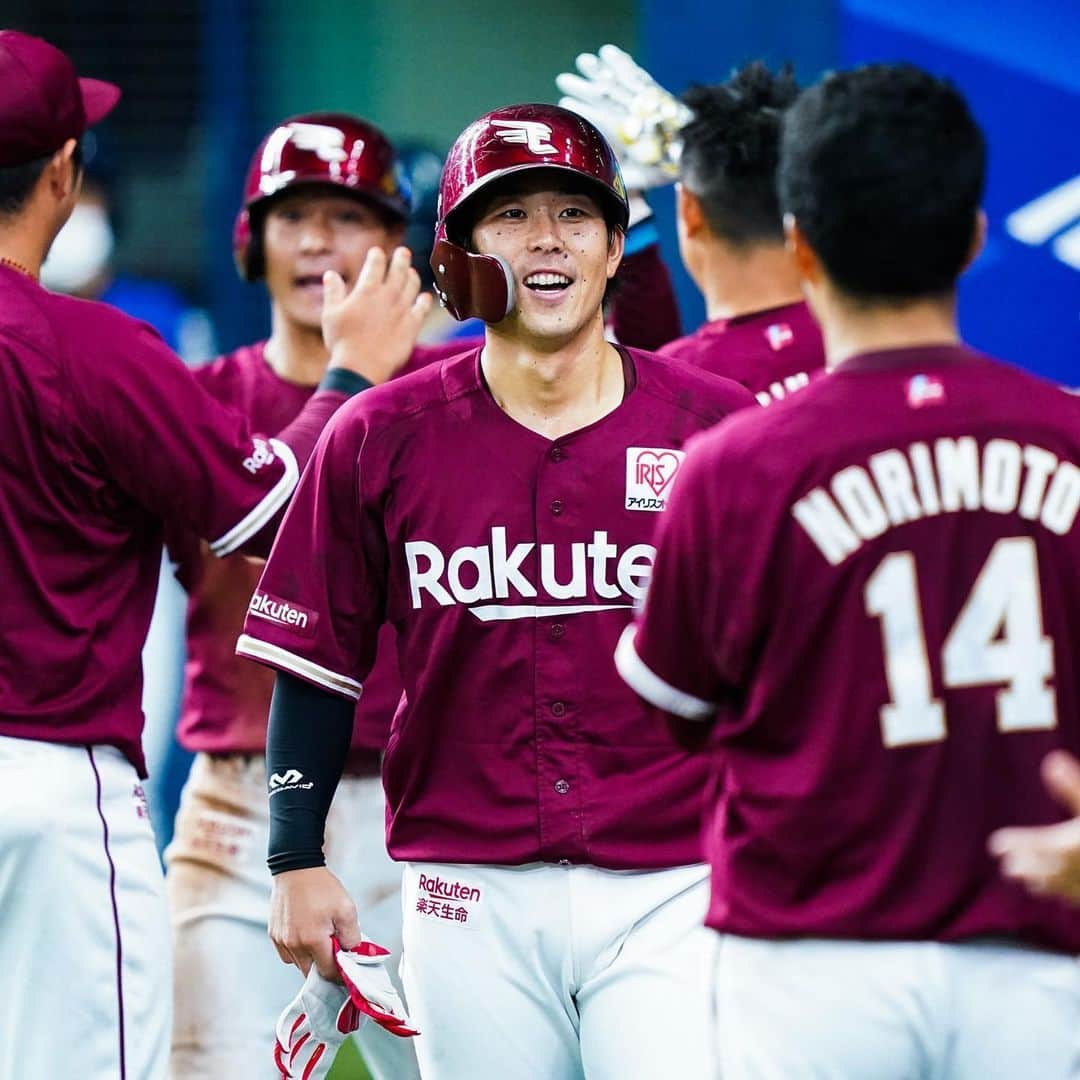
[{"xmin": 526, "ymin": 209, "xmax": 563, "ymax": 251}]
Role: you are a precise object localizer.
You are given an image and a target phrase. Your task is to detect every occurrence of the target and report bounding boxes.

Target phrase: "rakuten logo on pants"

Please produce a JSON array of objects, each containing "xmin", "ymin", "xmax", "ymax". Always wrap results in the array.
[{"xmin": 404, "ymin": 527, "xmax": 654, "ymax": 620}]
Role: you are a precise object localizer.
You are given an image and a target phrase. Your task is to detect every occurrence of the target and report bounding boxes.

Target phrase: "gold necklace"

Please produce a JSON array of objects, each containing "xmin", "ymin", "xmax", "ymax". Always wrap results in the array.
[{"xmin": 0, "ymin": 256, "xmax": 35, "ymax": 279}]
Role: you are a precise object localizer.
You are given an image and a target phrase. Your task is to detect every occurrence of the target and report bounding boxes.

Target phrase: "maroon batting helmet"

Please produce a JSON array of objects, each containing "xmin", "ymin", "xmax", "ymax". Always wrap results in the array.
[
  {"xmin": 430, "ymin": 103, "xmax": 629, "ymax": 322},
  {"xmin": 233, "ymin": 112, "xmax": 411, "ymax": 281}
]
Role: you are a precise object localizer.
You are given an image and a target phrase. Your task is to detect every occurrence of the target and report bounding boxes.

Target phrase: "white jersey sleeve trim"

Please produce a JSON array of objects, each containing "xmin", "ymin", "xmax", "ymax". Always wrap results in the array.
[
  {"xmin": 614, "ymin": 624, "xmax": 716, "ymax": 721},
  {"xmin": 235, "ymin": 634, "xmax": 363, "ymax": 701},
  {"xmin": 210, "ymin": 439, "xmax": 299, "ymax": 557}
]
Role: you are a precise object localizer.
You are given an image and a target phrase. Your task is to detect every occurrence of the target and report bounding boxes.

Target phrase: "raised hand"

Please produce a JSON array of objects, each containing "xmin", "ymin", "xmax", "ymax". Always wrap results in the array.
[
  {"xmin": 556, "ymin": 44, "xmax": 693, "ymax": 191},
  {"xmin": 322, "ymin": 245, "xmax": 433, "ymax": 386}
]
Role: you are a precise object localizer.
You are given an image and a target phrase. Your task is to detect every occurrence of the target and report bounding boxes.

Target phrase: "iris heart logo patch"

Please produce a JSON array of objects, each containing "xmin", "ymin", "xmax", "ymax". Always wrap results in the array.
[{"xmin": 625, "ymin": 447, "xmax": 686, "ymax": 511}]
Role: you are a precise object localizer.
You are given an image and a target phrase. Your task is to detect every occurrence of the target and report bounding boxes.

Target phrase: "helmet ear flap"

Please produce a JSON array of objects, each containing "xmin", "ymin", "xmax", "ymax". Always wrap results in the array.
[
  {"xmin": 430, "ymin": 238, "xmax": 515, "ymax": 323},
  {"xmin": 232, "ymin": 206, "xmax": 264, "ymax": 282}
]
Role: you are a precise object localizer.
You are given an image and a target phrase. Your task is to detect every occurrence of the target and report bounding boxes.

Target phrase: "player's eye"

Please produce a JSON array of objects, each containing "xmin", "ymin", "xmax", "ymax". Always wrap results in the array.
[{"xmin": 337, "ymin": 208, "xmax": 371, "ymax": 225}]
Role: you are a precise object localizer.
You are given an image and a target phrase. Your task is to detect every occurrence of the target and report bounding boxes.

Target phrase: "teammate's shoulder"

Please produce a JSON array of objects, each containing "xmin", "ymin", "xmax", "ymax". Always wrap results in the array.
[
  {"xmin": 191, "ymin": 341, "xmax": 266, "ymax": 385},
  {"xmin": 628, "ymin": 346, "xmax": 756, "ymax": 420}
]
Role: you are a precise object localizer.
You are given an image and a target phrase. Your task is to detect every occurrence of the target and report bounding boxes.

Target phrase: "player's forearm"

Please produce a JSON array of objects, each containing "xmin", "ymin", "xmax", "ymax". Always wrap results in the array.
[{"xmin": 266, "ymin": 670, "xmax": 355, "ymax": 875}]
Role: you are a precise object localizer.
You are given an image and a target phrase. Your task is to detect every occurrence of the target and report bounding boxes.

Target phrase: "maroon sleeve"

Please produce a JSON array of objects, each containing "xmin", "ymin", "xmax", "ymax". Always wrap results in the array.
[
  {"xmin": 610, "ymin": 244, "xmax": 682, "ymax": 352},
  {"xmin": 235, "ymin": 403, "xmax": 388, "ymax": 701},
  {"xmin": 72, "ymin": 319, "xmax": 344, "ymax": 558},
  {"xmin": 615, "ymin": 431, "xmax": 758, "ymax": 723}
]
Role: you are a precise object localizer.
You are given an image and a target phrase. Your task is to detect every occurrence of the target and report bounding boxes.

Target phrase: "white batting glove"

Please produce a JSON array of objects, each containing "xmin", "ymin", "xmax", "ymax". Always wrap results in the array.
[
  {"xmin": 274, "ymin": 964, "xmax": 357, "ymax": 1080},
  {"xmin": 274, "ymin": 935, "xmax": 418, "ymax": 1078},
  {"xmin": 556, "ymin": 44, "xmax": 694, "ymax": 191},
  {"xmin": 336, "ymin": 936, "xmax": 420, "ymax": 1038}
]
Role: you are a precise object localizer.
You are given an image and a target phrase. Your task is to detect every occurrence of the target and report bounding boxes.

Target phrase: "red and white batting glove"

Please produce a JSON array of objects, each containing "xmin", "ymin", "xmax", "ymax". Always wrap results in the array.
[
  {"xmin": 274, "ymin": 964, "xmax": 358, "ymax": 1080},
  {"xmin": 274, "ymin": 936, "xmax": 418, "ymax": 1078},
  {"xmin": 334, "ymin": 935, "xmax": 420, "ymax": 1038}
]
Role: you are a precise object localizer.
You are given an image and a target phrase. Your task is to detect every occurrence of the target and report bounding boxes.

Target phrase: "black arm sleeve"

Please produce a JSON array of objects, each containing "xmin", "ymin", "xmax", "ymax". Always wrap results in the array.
[{"xmin": 266, "ymin": 671, "xmax": 355, "ymax": 875}]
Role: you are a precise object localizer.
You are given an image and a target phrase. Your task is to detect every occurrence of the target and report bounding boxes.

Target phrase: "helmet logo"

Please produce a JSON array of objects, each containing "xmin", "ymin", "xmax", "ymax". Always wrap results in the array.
[
  {"xmin": 258, "ymin": 122, "xmax": 351, "ymax": 194},
  {"xmin": 490, "ymin": 119, "xmax": 557, "ymax": 156}
]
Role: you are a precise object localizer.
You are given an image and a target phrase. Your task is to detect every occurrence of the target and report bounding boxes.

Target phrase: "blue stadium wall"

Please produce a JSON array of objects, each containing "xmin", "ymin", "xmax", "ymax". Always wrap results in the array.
[{"xmin": 643, "ymin": 0, "xmax": 1078, "ymax": 384}]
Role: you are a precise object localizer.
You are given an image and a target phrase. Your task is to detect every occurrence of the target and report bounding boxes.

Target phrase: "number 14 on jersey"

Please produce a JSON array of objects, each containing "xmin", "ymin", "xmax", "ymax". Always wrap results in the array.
[{"xmin": 865, "ymin": 537, "xmax": 1057, "ymax": 747}]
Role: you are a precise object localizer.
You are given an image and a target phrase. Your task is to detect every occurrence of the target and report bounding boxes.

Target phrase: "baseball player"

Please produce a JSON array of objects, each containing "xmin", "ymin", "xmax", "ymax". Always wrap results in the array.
[
  {"xmin": 165, "ymin": 109, "xmax": 687, "ymax": 1080},
  {"xmin": 164, "ymin": 114, "xmax": 443, "ymax": 1080},
  {"xmin": 617, "ymin": 63, "xmax": 1080, "ymax": 1077},
  {"xmin": 558, "ymin": 48, "xmax": 825, "ymax": 403},
  {"xmin": 235, "ymin": 103, "xmax": 753, "ymax": 1079},
  {"xmin": 0, "ymin": 31, "xmax": 426, "ymax": 1079}
]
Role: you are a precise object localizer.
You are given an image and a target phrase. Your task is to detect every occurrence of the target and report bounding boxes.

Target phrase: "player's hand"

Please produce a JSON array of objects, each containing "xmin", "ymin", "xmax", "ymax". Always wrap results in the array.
[
  {"xmin": 555, "ymin": 43, "xmax": 693, "ymax": 191},
  {"xmin": 269, "ymin": 867, "xmax": 363, "ymax": 980},
  {"xmin": 988, "ymin": 750, "xmax": 1080, "ymax": 905},
  {"xmin": 322, "ymin": 246, "xmax": 433, "ymax": 385}
]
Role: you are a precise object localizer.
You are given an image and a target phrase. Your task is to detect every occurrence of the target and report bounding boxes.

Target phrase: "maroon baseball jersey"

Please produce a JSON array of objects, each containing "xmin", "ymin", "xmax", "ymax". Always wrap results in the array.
[
  {"xmin": 659, "ymin": 300, "xmax": 824, "ymax": 406},
  {"xmin": 172, "ymin": 342, "xmax": 461, "ymax": 756},
  {"xmin": 619, "ymin": 343, "xmax": 1080, "ymax": 953},
  {"xmin": 238, "ymin": 347, "xmax": 753, "ymax": 868},
  {"xmin": 0, "ymin": 267, "xmax": 344, "ymax": 774}
]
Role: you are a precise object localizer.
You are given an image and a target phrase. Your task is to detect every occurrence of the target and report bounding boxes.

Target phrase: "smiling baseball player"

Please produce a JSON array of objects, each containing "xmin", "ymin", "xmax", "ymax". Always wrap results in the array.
[{"xmin": 236, "ymin": 103, "xmax": 752, "ymax": 1078}]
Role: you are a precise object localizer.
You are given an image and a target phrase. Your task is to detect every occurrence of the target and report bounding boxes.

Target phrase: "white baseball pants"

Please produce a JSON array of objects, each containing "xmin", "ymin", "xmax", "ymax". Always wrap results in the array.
[
  {"xmin": 715, "ymin": 934, "xmax": 1080, "ymax": 1079},
  {"xmin": 401, "ymin": 860, "xmax": 714, "ymax": 1080},
  {"xmin": 0, "ymin": 735, "xmax": 171, "ymax": 1079}
]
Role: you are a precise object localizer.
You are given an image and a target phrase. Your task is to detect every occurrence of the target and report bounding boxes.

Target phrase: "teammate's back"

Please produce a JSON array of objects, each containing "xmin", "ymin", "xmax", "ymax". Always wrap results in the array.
[{"xmin": 681, "ymin": 344, "xmax": 1080, "ymax": 951}]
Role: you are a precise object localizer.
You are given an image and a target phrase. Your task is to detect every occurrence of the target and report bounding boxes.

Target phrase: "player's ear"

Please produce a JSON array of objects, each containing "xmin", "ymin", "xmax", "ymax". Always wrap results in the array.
[
  {"xmin": 784, "ymin": 213, "xmax": 821, "ymax": 286},
  {"xmin": 676, "ymin": 184, "xmax": 706, "ymax": 239},
  {"xmin": 45, "ymin": 138, "xmax": 82, "ymax": 202},
  {"xmin": 962, "ymin": 209, "xmax": 987, "ymax": 273},
  {"xmin": 606, "ymin": 223, "xmax": 625, "ymax": 279}
]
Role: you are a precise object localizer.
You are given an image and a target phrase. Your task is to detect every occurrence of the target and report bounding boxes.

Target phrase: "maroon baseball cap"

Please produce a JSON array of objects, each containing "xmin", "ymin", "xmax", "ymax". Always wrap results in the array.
[{"xmin": 0, "ymin": 31, "xmax": 121, "ymax": 167}]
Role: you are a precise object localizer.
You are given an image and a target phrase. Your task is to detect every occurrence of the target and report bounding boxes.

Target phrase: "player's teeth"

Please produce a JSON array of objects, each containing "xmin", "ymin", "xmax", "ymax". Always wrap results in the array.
[{"xmin": 525, "ymin": 273, "xmax": 571, "ymax": 286}]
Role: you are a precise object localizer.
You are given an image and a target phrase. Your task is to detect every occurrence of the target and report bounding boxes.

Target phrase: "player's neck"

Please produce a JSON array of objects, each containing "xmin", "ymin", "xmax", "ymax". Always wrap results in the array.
[
  {"xmin": 481, "ymin": 314, "xmax": 624, "ymax": 441},
  {"xmin": 819, "ymin": 291, "xmax": 961, "ymax": 371},
  {"xmin": 699, "ymin": 242, "xmax": 803, "ymax": 322},
  {"xmin": 264, "ymin": 310, "xmax": 329, "ymax": 387},
  {"xmin": 0, "ymin": 217, "xmax": 50, "ymax": 280}
]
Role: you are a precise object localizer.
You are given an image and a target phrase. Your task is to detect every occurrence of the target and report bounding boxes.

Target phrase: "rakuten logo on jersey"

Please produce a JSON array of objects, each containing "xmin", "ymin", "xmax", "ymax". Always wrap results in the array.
[
  {"xmin": 247, "ymin": 591, "xmax": 318, "ymax": 636},
  {"xmin": 405, "ymin": 527, "xmax": 655, "ymax": 620},
  {"xmin": 242, "ymin": 437, "xmax": 276, "ymax": 475}
]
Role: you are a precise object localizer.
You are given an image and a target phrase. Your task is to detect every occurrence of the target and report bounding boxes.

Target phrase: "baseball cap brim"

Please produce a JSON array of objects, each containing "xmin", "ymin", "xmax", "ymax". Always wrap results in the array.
[{"xmin": 79, "ymin": 77, "xmax": 121, "ymax": 125}]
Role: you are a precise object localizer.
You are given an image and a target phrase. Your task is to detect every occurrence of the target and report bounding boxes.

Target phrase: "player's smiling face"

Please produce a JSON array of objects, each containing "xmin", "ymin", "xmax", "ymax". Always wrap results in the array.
[
  {"xmin": 470, "ymin": 174, "xmax": 623, "ymax": 344},
  {"xmin": 262, "ymin": 191, "xmax": 403, "ymax": 330}
]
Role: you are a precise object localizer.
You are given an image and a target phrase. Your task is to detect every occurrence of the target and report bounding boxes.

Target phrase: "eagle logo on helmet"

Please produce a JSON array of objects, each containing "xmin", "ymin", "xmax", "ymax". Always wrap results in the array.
[
  {"xmin": 490, "ymin": 119, "xmax": 558, "ymax": 156},
  {"xmin": 258, "ymin": 122, "xmax": 349, "ymax": 195}
]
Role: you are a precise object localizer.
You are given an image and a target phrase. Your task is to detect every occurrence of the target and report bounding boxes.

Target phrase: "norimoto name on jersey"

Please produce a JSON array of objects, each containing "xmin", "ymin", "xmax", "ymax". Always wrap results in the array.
[
  {"xmin": 794, "ymin": 437, "xmax": 1080, "ymax": 565},
  {"xmin": 405, "ymin": 526, "xmax": 655, "ymax": 617}
]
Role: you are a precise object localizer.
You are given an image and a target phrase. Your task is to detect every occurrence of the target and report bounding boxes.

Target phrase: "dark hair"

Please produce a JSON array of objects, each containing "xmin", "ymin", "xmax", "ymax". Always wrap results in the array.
[
  {"xmin": 779, "ymin": 64, "xmax": 986, "ymax": 301},
  {"xmin": 0, "ymin": 139, "xmax": 82, "ymax": 218},
  {"xmin": 679, "ymin": 62, "xmax": 800, "ymax": 248}
]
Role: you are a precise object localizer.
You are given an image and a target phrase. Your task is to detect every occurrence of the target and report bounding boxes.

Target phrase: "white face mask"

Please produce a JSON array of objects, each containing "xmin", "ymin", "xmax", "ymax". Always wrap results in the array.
[{"xmin": 41, "ymin": 202, "xmax": 115, "ymax": 294}]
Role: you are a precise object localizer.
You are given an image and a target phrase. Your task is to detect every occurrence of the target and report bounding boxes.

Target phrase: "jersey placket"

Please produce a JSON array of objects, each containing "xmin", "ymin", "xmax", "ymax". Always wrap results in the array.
[{"xmin": 533, "ymin": 438, "xmax": 586, "ymax": 862}]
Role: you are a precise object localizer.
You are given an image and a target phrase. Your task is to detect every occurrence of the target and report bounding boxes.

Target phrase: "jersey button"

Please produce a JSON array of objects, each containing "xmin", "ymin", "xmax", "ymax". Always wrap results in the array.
[
  {"xmin": 549, "ymin": 623, "xmax": 565, "ymax": 640},
  {"xmin": 551, "ymin": 701, "xmax": 566, "ymax": 717},
  {"xmin": 551, "ymin": 446, "xmax": 565, "ymax": 463},
  {"xmin": 549, "ymin": 499, "xmax": 564, "ymax": 515},
  {"xmin": 554, "ymin": 779, "xmax": 570, "ymax": 795}
]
